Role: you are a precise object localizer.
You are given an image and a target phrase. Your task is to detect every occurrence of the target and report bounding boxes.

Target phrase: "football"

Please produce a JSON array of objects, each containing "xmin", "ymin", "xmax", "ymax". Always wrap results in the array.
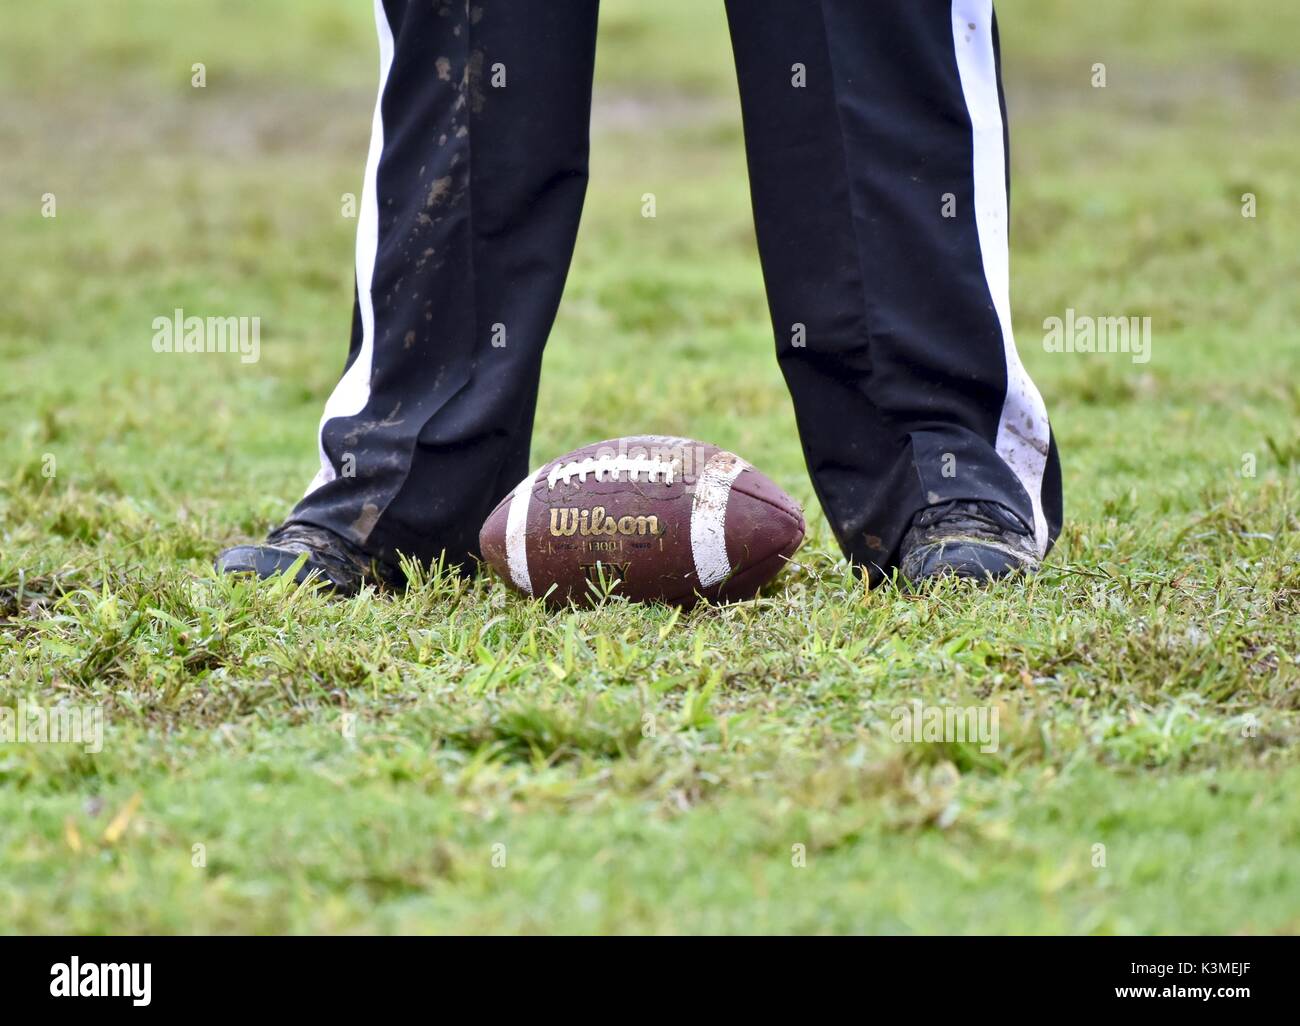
[{"xmin": 479, "ymin": 435, "xmax": 805, "ymax": 606}]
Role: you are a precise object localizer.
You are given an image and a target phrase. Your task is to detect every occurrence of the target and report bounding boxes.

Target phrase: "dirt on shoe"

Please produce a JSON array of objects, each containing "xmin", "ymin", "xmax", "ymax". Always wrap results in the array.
[
  {"xmin": 216, "ymin": 522, "xmax": 405, "ymax": 595},
  {"xmin": 899, "ymin": 499, "xmax": 1040, "ymax": 585}
]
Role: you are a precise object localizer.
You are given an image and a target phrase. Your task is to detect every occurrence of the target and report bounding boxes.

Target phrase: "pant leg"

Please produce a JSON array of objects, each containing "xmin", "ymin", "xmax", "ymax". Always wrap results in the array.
[
  {"xmin": 289, "ymin": 0, "xmax": 600, "ymax": 569},
  {"xmin": 726, "ymin": 0, "xmax": 1062, "ymax": 581}
]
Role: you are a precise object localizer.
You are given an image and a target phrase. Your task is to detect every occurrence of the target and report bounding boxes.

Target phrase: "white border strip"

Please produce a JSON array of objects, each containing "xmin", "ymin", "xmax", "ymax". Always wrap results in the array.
[
  {"xmin": 951, "ymin": 0, "xmax": 1050, "ymax": 554},
  {"xmin": 305, "ymin": 0, "xmax": 397, "ymax": 496},
  {"xmin": 690, "ymin": 453, "xmax": 747, "ymax": 588}
]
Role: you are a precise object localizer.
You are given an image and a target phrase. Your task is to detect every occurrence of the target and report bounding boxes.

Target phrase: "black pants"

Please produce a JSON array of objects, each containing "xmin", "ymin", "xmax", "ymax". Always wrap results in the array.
[{"xmin": 289, "ymin": 0, "xmax": 1063, "ymax": 582}]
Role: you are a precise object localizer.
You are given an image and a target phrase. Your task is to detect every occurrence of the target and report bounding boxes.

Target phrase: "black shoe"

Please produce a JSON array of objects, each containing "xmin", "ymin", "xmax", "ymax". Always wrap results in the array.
[
  {"xmin": 899, "ymin": 499, "xmax": 1039, "ymax": 586},
  {"xmin": 215, "ymin": 522, "xmax": 404, "ymax": 595}
]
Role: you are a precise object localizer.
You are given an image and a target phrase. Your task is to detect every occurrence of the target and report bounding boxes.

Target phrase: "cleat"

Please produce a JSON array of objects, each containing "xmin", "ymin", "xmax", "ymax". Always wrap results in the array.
[
  {"xmin": 899, "ymin": 499, "xmax": 1039, "ymax": 586},
  {"xmin": 216, "ymin": 522, "xmax": 403, "ymax": 595}
]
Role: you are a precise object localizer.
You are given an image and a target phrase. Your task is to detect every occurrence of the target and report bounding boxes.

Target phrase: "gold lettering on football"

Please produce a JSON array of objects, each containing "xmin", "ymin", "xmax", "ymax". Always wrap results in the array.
[
  {"xmin": 550, "ymin": 506, "xmax": 660, "ymax": 537},
  {"xmin": 580, "ymin": 562, "xmax": 631, "ymax": 585}
]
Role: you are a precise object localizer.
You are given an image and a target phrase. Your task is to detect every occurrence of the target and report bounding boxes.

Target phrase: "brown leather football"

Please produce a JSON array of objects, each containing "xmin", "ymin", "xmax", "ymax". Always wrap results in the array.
[{"xmin": 479, "ymin": 435, "xmax": 805, "ymax": 606}]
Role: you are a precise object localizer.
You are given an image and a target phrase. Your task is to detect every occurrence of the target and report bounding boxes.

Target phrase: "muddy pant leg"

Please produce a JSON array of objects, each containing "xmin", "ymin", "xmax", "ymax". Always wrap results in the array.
[
  {"xmin": 726, "ymin": 0, "xmax": 1062, "ymax": 580},
  {"xmin": 289, "ymin": 0, "xmax": 601, "ymax": 568}
]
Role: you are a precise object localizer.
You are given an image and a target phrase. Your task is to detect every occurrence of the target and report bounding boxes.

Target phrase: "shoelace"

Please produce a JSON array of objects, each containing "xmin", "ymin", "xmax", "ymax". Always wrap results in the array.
[{"xmin": 912, "ymin": 499, "xmax": 1029, "ymax": 536}]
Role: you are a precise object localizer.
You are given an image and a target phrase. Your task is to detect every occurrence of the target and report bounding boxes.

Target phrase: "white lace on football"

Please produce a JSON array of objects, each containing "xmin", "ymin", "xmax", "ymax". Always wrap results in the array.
[{"xmin": 546, "ymin": 455, "xmax": 678, "ymax": 489}]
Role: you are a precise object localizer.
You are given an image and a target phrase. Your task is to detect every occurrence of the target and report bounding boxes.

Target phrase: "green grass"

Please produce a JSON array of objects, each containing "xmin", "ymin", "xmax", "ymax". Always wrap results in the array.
[{"xmin": 1, "ymin": 0, "xmax": 1298, "ymax": 934}]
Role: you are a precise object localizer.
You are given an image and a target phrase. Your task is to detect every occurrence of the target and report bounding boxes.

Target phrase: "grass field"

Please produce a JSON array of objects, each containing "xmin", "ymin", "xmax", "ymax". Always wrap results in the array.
[{"xmin": 1, "ymin": 0, "xmax": 1298, "ymax": 934}]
